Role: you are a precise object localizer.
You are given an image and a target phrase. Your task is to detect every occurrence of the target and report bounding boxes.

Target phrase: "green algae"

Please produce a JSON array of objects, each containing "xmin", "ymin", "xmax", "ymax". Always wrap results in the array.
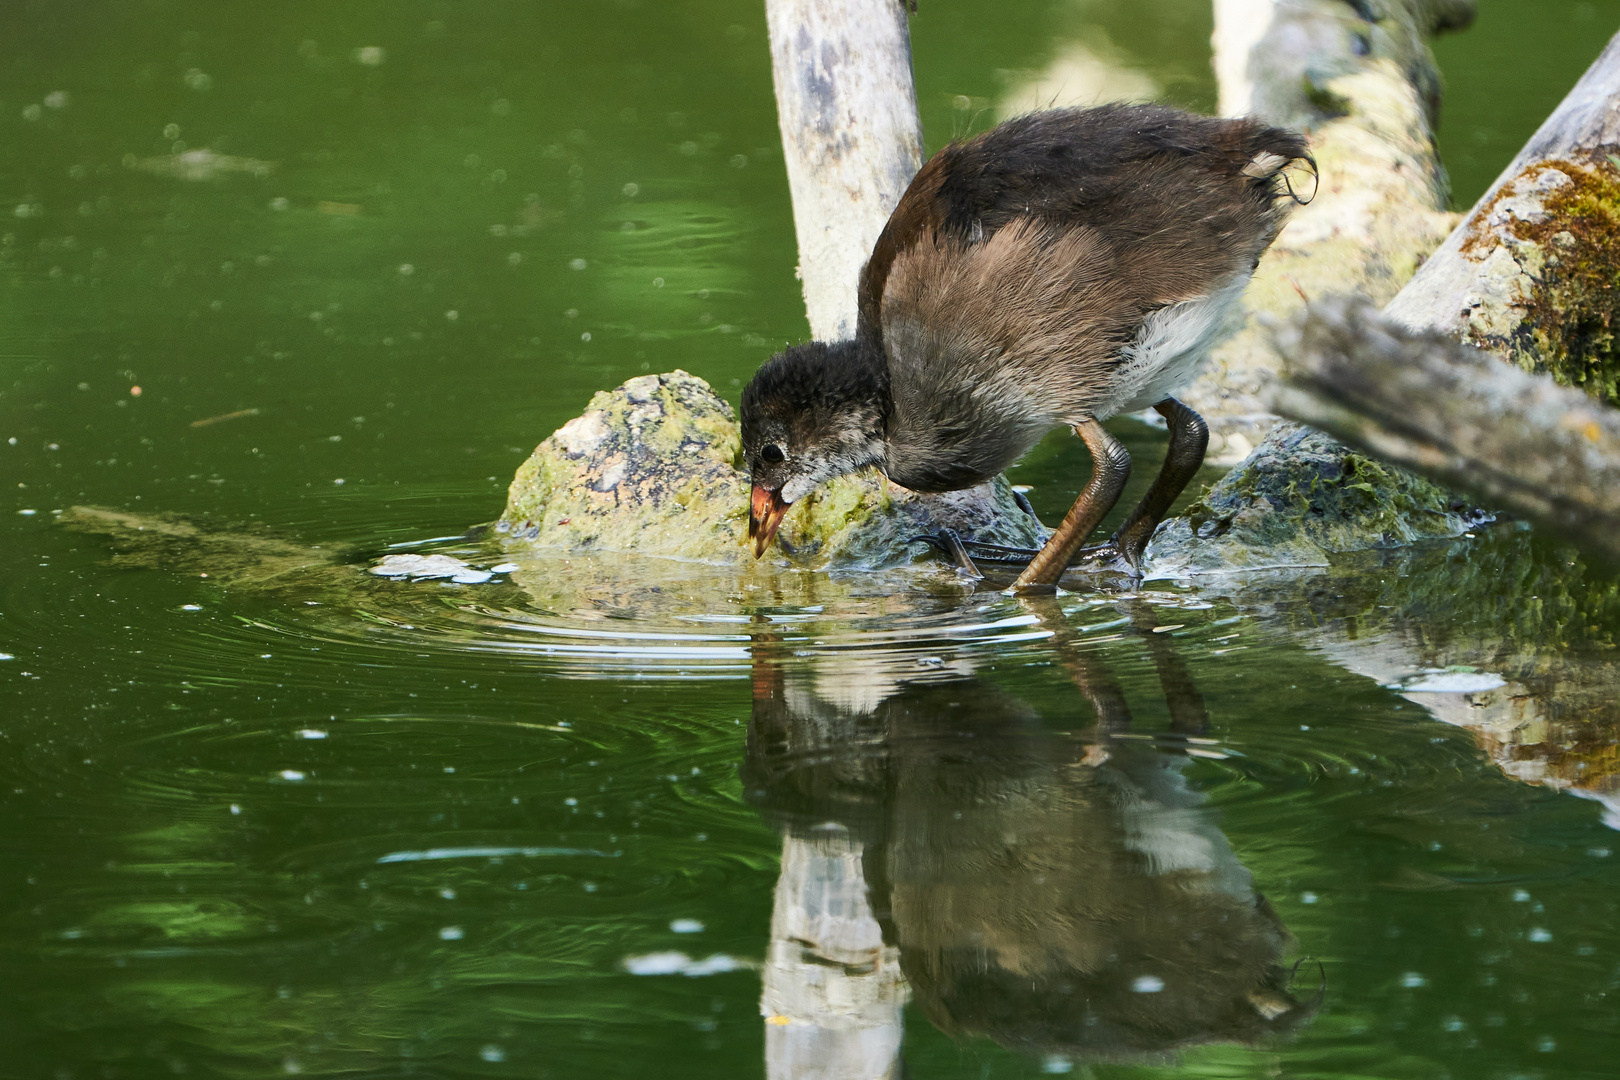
[
  {"xmin": 496, "ymin": 370, "xmax": 1045, "ymax": 568},
  {"xmin": 1148, "ymin": 423, "xmax": 1477, "ymax": 575}
]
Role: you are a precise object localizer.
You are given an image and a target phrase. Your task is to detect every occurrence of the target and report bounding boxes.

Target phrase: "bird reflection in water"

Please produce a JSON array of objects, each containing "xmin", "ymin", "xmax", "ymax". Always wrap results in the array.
[{"xmin": 744, "ymin": 611, "xmax": 1316, "ymax": 1078}]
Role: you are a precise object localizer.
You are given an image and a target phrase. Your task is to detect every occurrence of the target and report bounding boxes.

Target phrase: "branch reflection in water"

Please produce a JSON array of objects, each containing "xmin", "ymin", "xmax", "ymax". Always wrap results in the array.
[{"xmin": 743, "ymin": 609, "xmax": 1318, "ymax": 1077}]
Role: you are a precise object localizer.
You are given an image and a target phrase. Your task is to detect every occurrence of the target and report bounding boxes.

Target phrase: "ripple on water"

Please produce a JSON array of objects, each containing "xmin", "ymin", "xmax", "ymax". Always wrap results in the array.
[
  {"xmin": 25, "ymin": 703, "xmax": 775, "ymax": 970},
  {"xmin": 213, "ymin": 543, "xmax": 1072, "ymax": 685},
  {"xmin": 10, "ymin": 526, "xmax": 1518, "ymax": 842}
]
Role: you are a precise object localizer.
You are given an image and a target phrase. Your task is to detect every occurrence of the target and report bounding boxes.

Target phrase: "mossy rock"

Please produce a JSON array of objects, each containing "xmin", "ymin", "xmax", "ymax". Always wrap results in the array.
[
  {"xmin": 1145, "ymin": 422, "xmax": 1479, "ymax": 576},
  {"xmin": 495, "ymin": 370, "xmax": 1046, "ymax": 567}
]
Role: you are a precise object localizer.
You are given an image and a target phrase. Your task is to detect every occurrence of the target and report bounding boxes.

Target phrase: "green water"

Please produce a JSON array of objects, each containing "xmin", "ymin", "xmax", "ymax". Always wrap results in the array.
[{"xmin": 4, "ymin": 2, "xmax": 1620, "ymax": 1077}]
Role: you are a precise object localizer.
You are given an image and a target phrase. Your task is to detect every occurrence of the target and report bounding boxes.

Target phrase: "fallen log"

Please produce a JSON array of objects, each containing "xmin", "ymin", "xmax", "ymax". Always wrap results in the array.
[
  {"xmin": 1384, "ymin": 30, "xmax": 1620, "ymax": 400},
  {"xmin": 1272, "ymin": 295, "xmax": 1620, "ymax": 563},
  {"xmin": 1275, "ymin": 28, "xmax": 1620, "ymax": 561},
  {"xmin": 1185, "ymin": 0, "xmax": 1473, "ymax": 463},
  {"xmin": 765, "ymin": 0, "xmax": 924, "ymax": 342}
]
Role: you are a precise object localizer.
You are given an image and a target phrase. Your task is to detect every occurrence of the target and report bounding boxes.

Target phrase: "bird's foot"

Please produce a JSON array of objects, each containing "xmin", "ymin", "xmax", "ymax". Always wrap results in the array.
[
  {"xmin": 913, "ymin": 532, "xmax": 1145, "ymax": 587},
  {"xmin": 910, "ymin": 534, "xmax": 1045, "ymax": 566},
  {"xmin": 907, "ymin": 529, "xmax": 984, "ymax": 579},
  {"xmin": 1067, "ymin": 540, "xmax": 1143, "ymax": 579}
]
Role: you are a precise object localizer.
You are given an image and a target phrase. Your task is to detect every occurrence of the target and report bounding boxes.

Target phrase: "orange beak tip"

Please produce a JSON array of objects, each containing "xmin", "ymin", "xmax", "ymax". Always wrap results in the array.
[{"xmin": 748, "ymin": 484, "xmax": 790, "ymax": 558}]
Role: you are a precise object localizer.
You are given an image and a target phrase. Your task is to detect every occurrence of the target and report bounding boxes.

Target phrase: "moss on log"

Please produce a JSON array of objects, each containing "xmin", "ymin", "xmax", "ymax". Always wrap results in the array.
[
  {"xmin": 1383, "ymin": 30, "xmax": 1620, "ymax": 399},
  {"xmin": 1449, "ymin": 155, "xmax": 1620, "ymax": 402}
]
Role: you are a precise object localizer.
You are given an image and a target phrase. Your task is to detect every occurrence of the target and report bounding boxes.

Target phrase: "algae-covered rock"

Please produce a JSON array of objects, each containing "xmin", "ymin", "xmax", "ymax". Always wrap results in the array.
[
  {"xmin": 1145, "ymin": 422, "xmax": 1480, "ymax": 576},
  {"xmin": 495, "ymin": 370, "xmax": 1045, "ymax": 567}
]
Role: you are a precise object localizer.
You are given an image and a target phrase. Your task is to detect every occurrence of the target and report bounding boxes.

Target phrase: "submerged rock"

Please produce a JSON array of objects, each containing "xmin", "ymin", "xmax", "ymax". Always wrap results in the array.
[
  {"xmin": 57, "ymin": 505, "xmax": 344, "ymax": 585},
  {"xmin": 494, "ymin": 370, "xmax": 1045, "ymax": 567},
  {"xmin": 1145, "ymin": 422, "xmax": 1482, "ymax": 576}
]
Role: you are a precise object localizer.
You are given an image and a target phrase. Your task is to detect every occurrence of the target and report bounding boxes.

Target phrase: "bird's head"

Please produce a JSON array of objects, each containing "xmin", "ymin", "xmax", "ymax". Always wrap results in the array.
[{"xmin": 740, "ymin": 339, "xmax": 888, "ymax": 558}]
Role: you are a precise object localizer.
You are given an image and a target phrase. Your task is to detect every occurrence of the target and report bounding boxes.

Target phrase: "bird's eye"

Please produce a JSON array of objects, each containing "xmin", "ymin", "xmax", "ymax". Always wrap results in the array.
[{"xmin": 761, "ymin": 444, "xmax": 786, "ymax": 464}]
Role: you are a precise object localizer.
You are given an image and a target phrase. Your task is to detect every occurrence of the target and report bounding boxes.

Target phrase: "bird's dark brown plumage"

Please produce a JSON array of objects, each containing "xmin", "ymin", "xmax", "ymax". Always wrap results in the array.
[
  {"xmin": 742, "ymin": 103, "xmax": 1312, "ymax": 581},
  {"xmin": 859, "ymin": 104, "xmax": 1307, "ymax": 339}
]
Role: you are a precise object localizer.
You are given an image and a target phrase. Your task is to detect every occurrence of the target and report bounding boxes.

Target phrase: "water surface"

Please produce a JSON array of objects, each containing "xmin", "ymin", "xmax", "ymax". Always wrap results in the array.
[{"xmin": 4, "ymin": 2, "xmax": 1620, "ymax": 1077}]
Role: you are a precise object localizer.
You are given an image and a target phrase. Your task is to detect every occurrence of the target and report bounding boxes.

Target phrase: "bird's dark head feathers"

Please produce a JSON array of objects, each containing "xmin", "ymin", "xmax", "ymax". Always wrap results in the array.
[{"xmin": 740, "ymin": 338, "xmax": 889, "ymax": 505}]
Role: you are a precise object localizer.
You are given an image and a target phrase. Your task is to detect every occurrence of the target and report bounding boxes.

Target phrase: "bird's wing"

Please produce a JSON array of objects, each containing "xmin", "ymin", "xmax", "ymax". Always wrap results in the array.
[
  {"xmin": 882, "ymin": 217, "xmax": 1137, "ymax": 395},
  {"xmin": 857, "ymin": 149, "xmax": 956, "ymax": 342},
  {"xmin": 878, "ymin": 218, "xmax": 1148, "ymax": 489},
  {"xmin": 860, "ymin": 106, "xmax": 1310, "ymax": 349}
]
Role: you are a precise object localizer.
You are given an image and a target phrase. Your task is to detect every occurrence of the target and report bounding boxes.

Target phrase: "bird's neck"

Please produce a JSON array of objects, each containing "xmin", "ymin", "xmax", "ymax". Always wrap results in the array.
[
  {"xmin": 826, "ymin": 333, "xmax": 893, "ymax": 457},
  {"xmin": 851, "ymin": 329, "xmax": 893, "ymax": 406}
]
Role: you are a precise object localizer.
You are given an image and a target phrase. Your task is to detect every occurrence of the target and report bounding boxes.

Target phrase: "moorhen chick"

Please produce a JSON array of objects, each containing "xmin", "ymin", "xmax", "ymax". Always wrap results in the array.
[{"xmin": 742, "ymin": 103, "xmax": 1311, "ymax": 587}]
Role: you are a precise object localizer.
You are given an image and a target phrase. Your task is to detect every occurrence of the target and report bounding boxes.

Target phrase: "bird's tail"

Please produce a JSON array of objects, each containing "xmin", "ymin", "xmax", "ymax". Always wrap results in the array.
[{"xmin": 1235, "ymin": 125, "xmax": 1318, "ymax": 206}]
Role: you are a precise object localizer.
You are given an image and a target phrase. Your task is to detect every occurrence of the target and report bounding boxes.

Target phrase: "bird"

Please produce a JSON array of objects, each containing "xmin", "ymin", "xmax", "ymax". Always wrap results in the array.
[{"xmin": 741, "ymin": 103, "xmax": 1313, "ymax": 587}]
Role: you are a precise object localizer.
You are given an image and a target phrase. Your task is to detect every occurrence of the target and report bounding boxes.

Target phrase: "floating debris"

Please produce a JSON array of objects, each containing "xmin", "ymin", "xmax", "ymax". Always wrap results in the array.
[
  {"xmin": 621, "ymin": 951, "xmax": 754, "ymax": 977},
  {"xmin": 369, "ymin": 554, "xmax": 494, "ymax": 584},
  {"xmin": 125, "ymin": 149, "xmax": 276, "ymax": 181},
  {"xmin": 190, "ymin": 408, "xmax": 261, "ymax": 428}
]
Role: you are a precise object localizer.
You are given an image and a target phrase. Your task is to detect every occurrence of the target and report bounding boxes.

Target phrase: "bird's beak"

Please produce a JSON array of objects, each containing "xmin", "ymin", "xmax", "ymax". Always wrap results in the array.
[{"xmin": 749, "ymin": 485, "xmax": 791, "ymax": 558}]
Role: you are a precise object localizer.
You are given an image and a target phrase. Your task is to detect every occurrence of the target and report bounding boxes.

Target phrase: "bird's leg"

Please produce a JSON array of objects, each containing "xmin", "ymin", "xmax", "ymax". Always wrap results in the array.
[
  {"xmin": 1092, "ymin": 396, "xmax": 1210, "ymax": 567},
  {"xmin": 1133, "ymin": 607, "xmax": 1211, "ymax": 737},
  {"xmin": 1012, "ymin": 419, "xmax": 1131, "ymax": 589},
  {"xmin": 916, "ymin": 404, "xmax": 1204, "ymax": 580}
]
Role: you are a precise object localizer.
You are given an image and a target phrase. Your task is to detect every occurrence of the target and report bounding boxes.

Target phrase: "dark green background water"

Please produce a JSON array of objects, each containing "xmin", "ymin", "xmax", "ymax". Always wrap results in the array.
[{"xmin": 4, "ymin": 1, "xmax": 1620, "ymax": 1077}]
